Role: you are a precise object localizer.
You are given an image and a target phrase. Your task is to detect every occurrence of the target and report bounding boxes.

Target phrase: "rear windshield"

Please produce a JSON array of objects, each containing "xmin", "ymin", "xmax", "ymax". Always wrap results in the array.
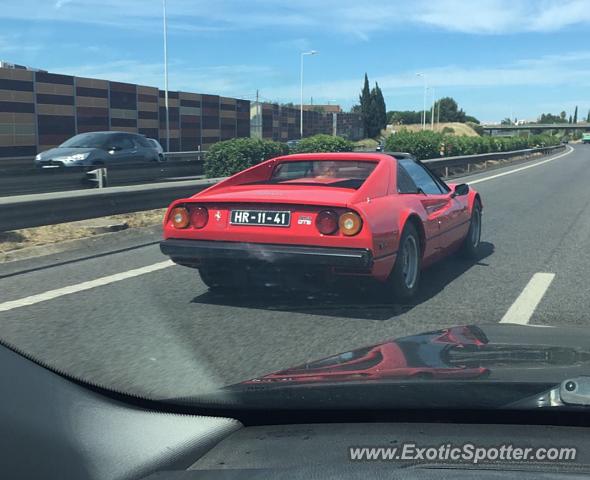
[{"xmin": 266, "ymin": 160, "xmax": 377, "ymax": 189}]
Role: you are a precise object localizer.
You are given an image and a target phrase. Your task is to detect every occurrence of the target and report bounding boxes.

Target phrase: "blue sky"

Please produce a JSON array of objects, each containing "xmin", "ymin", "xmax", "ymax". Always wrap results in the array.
[{"xmin": 2, "ymin": 0, "xmax": 590, "ymax": 122}]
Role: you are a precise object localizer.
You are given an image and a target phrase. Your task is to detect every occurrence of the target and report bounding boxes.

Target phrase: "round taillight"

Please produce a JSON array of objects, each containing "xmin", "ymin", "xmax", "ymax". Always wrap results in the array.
[
  {"xmin": 316, "ymin": 210, "xmax": 339, "ymax": 235},
  {"xmin": 190, "ymin": 206, "xmax": 208, "ymax": 229},
  {"xmin": 170, "ymin": 207, "xmax": 190, "ymax": 229},
  {"xmin": 339, "ymin": 211, "xmax": 363, "ymax": 236}
]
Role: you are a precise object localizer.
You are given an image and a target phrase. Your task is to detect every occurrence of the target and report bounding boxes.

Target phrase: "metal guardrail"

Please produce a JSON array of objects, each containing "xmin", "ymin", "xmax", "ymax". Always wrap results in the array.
[
  {"xmin": 0, "ymin": 159, "xmax": 205, "ymax": 197},
  {"xmin": 0, "ymin": 145, "xmax": 566, "ymax": 232},
  {"xmin": 163, "ymin": 151, "xmax": 206, "ymax": 162},
  {"xmin": 422, "ymin": 145, "xmax": 565, "ymax": 176},
  {"xmin": 0, "ymin": 178, "xmax": 223, "ymax": 232},
  {"xmin": 0, "ymin": 150, "xmax": 207, "ymax": 171}
]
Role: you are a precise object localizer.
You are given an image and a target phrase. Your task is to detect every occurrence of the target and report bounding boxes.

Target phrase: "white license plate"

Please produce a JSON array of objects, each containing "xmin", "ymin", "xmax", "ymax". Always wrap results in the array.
[{"xmin": 230, "ymin": 210, "xmax": 291, "ymax": 227}]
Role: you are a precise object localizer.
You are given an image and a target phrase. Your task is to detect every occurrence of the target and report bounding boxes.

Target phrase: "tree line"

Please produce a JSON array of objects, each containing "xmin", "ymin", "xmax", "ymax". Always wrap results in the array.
[
  {"xmin": 503, "ymin": 106, "xmax": 589, "ymax": 125},
  {"xmin": 351, "ymin": 74, "xmax": 481, "ymax": 139},
  {"xmin": 386, "ymin": 97, "xmax": 479, "ymax": 126},
  {"xmin": 536, "ymin": 107, "xmax": 587, "ymax": 124}
]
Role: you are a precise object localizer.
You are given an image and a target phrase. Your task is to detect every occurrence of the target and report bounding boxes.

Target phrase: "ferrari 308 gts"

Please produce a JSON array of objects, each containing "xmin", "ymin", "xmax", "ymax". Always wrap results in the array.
[{"xmin": 160, "ymin": 152, "xmax": 482, "ymax": 298}]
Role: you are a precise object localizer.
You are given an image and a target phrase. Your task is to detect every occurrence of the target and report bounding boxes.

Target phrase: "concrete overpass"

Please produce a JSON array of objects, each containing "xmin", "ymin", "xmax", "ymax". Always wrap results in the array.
[{"xmin": 483, "ymin": 123, "xmax": 590, "ymax": 134}]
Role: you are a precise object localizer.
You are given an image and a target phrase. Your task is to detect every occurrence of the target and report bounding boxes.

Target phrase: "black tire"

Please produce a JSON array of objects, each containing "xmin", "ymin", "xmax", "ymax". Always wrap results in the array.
[
  {"xmin": 386, "ymin": 222, "xmax": 422, "ymax": 299},
  {"xmin": 459, "ymin": 201, "xmax": 482, "ymax": 259}
]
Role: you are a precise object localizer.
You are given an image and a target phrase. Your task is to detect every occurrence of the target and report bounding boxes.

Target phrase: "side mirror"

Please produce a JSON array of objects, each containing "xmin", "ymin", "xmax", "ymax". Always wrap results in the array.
[
  {"xmin": 452, "ymin": 183, "xmax": 469, "ymax": 198},
  {"xmin": 109, "ymin": 145, "xmax": 122, "ymax": 153}
]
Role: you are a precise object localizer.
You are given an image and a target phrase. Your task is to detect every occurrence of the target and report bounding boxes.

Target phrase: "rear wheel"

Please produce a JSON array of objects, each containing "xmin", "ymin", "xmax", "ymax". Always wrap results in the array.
[
  {"xmin": 459, "ymin": 201, "xmax": 482, "ymax": 259},
  {"xmin": 385, "ymin": 223, "xmax": 422, "ymax": 299}
]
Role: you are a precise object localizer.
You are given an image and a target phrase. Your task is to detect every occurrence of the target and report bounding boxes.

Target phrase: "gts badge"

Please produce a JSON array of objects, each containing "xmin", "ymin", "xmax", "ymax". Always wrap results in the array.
[{"xmin": 298, "ymin": 215, "xmax": 312, "ymax": 226}]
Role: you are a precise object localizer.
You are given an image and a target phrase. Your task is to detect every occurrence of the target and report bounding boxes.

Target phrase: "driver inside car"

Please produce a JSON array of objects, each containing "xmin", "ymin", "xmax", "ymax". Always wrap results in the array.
[{"xmin": 314, "ymin": 161, "xmax": 339, "ymax": 178}]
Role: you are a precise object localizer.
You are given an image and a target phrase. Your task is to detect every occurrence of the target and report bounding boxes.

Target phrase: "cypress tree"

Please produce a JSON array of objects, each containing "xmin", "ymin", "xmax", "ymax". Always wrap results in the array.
[
  {"xmin": 374, "ymin": 82, "xmax": 387, "ymax": 131},
  {"xmin": 359, "ymin": 73, "xmax": 371, "ymax": 137},
  {"xmin": 367, "ymin": 87, "xmax": 379, "ymax": 138}
]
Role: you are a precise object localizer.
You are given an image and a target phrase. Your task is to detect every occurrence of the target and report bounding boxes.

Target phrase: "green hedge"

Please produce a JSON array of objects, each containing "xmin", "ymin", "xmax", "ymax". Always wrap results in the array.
[
  {"xmin": 204, "ymin": 138, "xmax": 288, "ymax": 177},
  {"xmin": 293, "ymin": 134, "xmax": 354, "ymax": 153},
  {"xmin": 384, "ymin": 130, "xmax": 560, "ymax": 160},
  {"xmin": 204, "ymin": 132, "xmax": 559, "ymax": 178}
]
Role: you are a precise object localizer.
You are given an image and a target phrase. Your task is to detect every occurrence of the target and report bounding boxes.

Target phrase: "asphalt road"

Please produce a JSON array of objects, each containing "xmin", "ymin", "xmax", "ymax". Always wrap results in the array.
[{"xmin": 0, "ymin": 144, "xmax": 589, "ymax": 400}]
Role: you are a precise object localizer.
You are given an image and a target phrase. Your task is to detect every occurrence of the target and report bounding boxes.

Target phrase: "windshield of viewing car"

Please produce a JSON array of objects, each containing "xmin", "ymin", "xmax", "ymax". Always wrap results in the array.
[
  {"xmin": 2, "ymin": 1, "xmax": 590, "ymax": 414},
  {"xmin": 264, "ymin": 160, "xmax": 377, "ymax": 189},
  {"xmin": 59, "ymin": 133, "xmax": 107, "ymax": 149}
]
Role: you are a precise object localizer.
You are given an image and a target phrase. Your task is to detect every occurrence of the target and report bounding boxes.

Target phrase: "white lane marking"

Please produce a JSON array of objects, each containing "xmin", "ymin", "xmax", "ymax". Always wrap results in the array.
[
  {"xmin": 468, "ymin": 146, "xmax": 573, "ymax": 185},
  {"xmin": 500, "ymin": 273, "xmax": 555, "ymax": 325},
  {"xmin": 0, "ymin": 260, "xmax": 174, "ymax": 313}
]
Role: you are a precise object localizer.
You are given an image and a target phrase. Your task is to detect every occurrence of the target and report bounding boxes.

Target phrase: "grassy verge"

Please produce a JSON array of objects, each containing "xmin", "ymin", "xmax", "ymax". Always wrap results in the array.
[{"xmin": 0, "ymin": 208, "xmax": 166, "ymax": 254}]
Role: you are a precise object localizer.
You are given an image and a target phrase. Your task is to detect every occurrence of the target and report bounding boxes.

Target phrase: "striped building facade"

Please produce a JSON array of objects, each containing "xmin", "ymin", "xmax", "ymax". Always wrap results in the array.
[
  {"xmin": 250, "ymin": 102, "xmax": 363, "ymax": 142},
  {"xmin": 0, "ymin": 65, "xmax": 252, "ymax": 158},
  {"xmin": 0, "ymin": 67, "xmax": 37, "ymax": 158},
  {"xmin": 0, "ymin": 64, "xmax": 363, "ymax": 158}
]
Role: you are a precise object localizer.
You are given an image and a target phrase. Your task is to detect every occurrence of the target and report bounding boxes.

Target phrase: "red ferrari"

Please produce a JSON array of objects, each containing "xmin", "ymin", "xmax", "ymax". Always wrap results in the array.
[{"xmin": 160, "ymin": 152, "xmax": 482, "ymax": 298}]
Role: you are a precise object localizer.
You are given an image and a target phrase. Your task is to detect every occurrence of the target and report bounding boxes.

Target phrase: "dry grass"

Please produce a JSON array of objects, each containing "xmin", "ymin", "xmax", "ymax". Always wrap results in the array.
[
  {"xmin": 103, "ymin": 208, "xmax": 166, "ymax": 229},
  {"xmin": 354, "ymin": 138, "xmax": 379, "ymax": 149},
  {"xmin": 0, "ymin": 208, "xmax": 166, "ymax": 254},
  {"xmin": 386, "ymin": 122, "xmax": 480, "ymax": 137}
]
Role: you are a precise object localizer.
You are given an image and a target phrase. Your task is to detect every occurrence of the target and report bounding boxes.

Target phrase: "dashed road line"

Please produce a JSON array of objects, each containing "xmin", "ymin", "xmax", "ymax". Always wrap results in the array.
[
  {"xmin": 500, "ymin": 272, "xmax": 556, "ymax": 325},
  {"xmin": 0, "ymin": 260, "xmax": 174, "ymax": 313}
]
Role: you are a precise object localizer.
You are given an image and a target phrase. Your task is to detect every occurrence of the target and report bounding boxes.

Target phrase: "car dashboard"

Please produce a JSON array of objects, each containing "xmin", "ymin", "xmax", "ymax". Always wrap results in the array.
[{"xmin": 1, "ymin": 344, "xmax": 589, "ymax": 480}]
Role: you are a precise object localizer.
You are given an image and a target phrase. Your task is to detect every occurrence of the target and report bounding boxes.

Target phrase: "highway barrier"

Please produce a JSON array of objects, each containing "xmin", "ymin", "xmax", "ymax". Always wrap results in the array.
[
  {"xmin": 422, "ymin": 145, "xmax": 565, "ymax": 177},
  {"xmin": 0, "ymin": 178, "xmax": 223, "ymax": 232},
  {"xmin": 0, "ymin": 157, "xmax": 204, "ymax": 197},
  {"xmin": 0, "ymin": 145, "xmax": 565, "ymax": 232}
]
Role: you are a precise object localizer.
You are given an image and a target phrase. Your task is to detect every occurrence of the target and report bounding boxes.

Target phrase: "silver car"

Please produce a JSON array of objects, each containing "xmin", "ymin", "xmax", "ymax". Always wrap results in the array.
[{"xmin": 34, "ymin": 131, "xmax": 160, "ymax": 168}]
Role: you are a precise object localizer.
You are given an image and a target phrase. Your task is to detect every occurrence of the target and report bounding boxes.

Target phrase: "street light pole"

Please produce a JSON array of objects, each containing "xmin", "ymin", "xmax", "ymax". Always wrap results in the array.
[
  {"xmin": 162, "ymin": 0, "xmax": 170, "ymax": 152},
  {"xmin": 431, "ymin": 87, "xmax": 435, "ymax": 131},
  {"xmin": 300, "ymin": 50, "xmax": 318, "ymax": 139},
  {"xmin": 416, "ymin": 73, "xmax": 427, "ymax": 130}
]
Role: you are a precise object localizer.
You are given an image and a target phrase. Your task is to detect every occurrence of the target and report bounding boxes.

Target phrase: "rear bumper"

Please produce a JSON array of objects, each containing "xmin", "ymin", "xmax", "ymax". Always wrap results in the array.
[{"xmin": 160, "ymin": 239, "xmax": 373, "ymax": 269}]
